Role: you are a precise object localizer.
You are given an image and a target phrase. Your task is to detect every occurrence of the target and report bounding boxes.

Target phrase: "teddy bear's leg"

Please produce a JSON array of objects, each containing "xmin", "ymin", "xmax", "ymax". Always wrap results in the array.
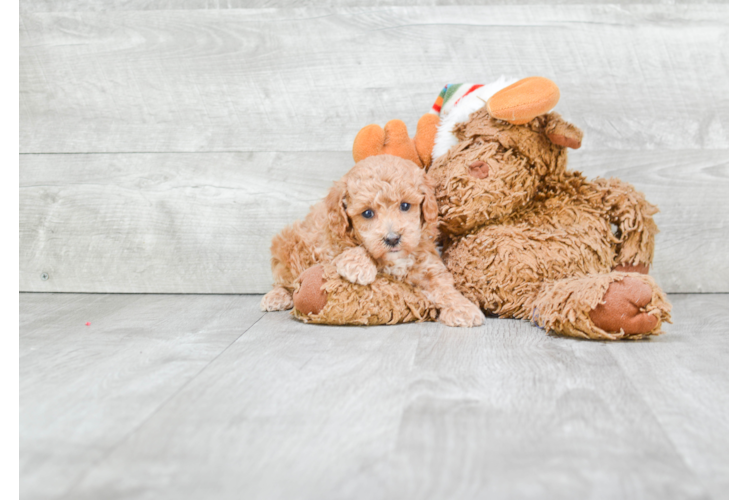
[
  {"xmin": 291, "ymin": 264, "xmax": 438, "ymax": 325},
  {"xmin": 261, "ymin": 286, "xmax": 294, "ymax": 312},
  {"xmin": 531, "ymin": 272, "xmax": 672, "ymax": 340},
  {"xmin": 443, "ymin": 223, "xmax": 615, "ymax": 321}
]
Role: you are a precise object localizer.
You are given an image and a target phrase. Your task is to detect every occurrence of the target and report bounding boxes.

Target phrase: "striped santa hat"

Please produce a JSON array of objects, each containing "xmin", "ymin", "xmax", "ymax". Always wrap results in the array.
[{"xmin": 429, "ymin": 76, "xmax": 520, "ymax": 160}]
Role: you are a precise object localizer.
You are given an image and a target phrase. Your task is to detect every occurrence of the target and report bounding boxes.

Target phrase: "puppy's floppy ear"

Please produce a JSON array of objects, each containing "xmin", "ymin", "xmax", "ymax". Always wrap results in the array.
[
  {"xmin": 325, "ymin": 180, "xmax": 353, "ymax": 242},
  {"xmin": 419, "ymin": 173, "xmax": 439, "ymax": 231}
]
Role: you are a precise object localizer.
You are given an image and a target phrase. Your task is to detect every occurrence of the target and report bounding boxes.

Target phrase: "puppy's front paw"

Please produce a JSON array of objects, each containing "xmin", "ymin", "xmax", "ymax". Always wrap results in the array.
[
  {"xmin": 439, "ymin": 299, "xmax": 485, "ymax": 327},
  {"xmin": 261, "ymin": 287, "xmax": 294, "ymax": 311},
  {"xmin": 335, "ymin": 248, "xmax": 377, "ymax": 285}
]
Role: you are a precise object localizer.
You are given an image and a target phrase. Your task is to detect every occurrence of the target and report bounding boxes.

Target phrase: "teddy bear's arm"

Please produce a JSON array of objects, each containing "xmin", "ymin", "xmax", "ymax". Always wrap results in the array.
[{"xmin": 591, "ymin": 178, "xmax": 659, "ymax": 267}]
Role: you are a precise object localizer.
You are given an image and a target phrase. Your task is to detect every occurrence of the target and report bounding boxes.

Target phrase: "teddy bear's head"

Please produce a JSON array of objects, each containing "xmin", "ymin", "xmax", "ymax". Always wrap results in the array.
[{"xmin": 427, "ymin": 109, "xmax": 583, "ymax": 237}]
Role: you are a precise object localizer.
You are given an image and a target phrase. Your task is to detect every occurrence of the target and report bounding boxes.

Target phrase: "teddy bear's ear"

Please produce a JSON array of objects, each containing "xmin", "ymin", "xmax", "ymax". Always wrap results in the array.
[
  {"xmin": 485, "ymin": 76, "xmax": 560, "ymax": 125},
  {"xmin": 545, "ymin": 115, "xmax": 584, "ymax": 149}
]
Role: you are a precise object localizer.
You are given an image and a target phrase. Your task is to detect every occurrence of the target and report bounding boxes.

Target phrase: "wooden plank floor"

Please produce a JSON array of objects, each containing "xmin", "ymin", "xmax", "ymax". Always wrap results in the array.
[{"xmin": 20, "ymin": 293, "xmax": 728, "ymax": 500}]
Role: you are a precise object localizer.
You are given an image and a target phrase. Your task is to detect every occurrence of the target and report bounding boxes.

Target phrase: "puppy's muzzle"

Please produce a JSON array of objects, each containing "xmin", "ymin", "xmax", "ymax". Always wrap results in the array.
[{"xmin": 384, "ymin": 232, "xmax": 401, "ymax": 247}]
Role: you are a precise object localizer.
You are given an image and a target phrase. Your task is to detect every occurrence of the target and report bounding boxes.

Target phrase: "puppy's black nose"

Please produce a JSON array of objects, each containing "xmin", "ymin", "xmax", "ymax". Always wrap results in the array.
[{"xmin": 384, "ymin": 232, "xmax": 401, "ymax": 247}]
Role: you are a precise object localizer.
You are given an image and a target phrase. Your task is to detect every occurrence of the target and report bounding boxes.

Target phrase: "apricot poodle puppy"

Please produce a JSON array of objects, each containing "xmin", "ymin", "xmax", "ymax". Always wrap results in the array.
[{"xmin": 261, "ymin": 154, "xmax": 484, "ymax": 327}]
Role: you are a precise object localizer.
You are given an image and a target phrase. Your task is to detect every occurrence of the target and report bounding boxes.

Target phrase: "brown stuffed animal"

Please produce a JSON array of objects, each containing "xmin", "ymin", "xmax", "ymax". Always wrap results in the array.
[
  {"xmin": 348, "ymin": 76, "xmax": 672, "ymax": 339},
  {"xmin": 425, "ymin": 77, "xmax": 671, "ymax": 340}
]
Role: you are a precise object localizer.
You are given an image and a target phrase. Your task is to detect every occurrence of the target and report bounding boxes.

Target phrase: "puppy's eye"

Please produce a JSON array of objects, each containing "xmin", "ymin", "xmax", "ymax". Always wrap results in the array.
[
  {"xmin": 400, "ymin": 202, "xmax": 411, "ymax": 212},
  {"xmin": 362, "ymin": 209, "xmax": 375, "ymax": 219}
]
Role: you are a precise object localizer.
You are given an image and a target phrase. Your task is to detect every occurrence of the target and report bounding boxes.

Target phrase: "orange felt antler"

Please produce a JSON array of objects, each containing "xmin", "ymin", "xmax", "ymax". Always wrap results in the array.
[
  {"xmin": 485, "ymin": 76, "xmax": 560, "ymax": 125},
  {"xmin": 352, "ymin": 113, "xmax": 439, "ymax": 169}
]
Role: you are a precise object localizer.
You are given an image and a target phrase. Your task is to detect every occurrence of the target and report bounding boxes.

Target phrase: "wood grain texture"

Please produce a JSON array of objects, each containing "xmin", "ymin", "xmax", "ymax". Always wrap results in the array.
[
  {"xmin": 20, "ymin": 149, "xmax": 727, "ymax": 294},
  {"xmin": 725, "ymin": 5, "xmax": 748, "ymax": 292},
  {"xmin": 19, "ymin": 293, "xmax": 265, "ymax": 500},
  {"xmin": 19, "ymin": 293, "xmax": 726, "ymax": 500},
  {"xmin": 20, "ymin": 0, "xmax": 730, "ymax": 13},
  {"xmin": 726, "ymin": 9, "xmax": 748, "ymax": 498},
  {"xmin": 19, "ymin": 3, "xmax": 728, "ymax": 294},
  {"xmin": 20, "ymin": 5, "xmax": 727, "ymax": 153},
  {"xmin": 730, "ymin": 294, "xmax": 748, "ymax": 498},
  {"xmin": 19, "ymin": 152, "xmax": 352, "ymax": 294}
]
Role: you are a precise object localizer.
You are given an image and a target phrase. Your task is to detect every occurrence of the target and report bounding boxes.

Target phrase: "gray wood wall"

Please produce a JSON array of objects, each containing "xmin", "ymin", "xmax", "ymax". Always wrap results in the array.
[{"xmin": 20, "ymin": 1, "xmax": 728, "ymax": 294}]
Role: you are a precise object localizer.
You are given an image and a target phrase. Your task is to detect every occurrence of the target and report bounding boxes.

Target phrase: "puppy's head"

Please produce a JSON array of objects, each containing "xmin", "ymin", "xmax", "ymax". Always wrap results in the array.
[{"xmin": 325, "ymin": 155, "xmax": 438, "ymax": 262}]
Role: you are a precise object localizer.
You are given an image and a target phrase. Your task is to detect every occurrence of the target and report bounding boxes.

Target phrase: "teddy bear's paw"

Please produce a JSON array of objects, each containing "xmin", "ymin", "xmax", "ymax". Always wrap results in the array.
[
  {"xmin": 439, "ymin": 299, "xmax": 485, "ymax": 327},
  {"xmin": 293, "ymin": 265, "xmax": 328, "ymax": 316},
  {"xmin": 261, "ymin": 287, "xmax": 294, "ymax": 311},
  {"xmin": 335, "ymin": 248, "xmax": 378, "ymax": 286},
  {"xmin": 588, "ymin": 277, "xmax": 658, "ymax": 335}
]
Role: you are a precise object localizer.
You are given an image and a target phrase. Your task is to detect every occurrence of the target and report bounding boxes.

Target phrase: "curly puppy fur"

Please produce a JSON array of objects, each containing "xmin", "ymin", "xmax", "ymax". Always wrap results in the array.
[
  {"xmin": 428, "ymin": 109, "xmax": 671, "ymax": 339},
  {"xmin": 261, "ymin": 154, "xmax": 484, "ymax": 327}
]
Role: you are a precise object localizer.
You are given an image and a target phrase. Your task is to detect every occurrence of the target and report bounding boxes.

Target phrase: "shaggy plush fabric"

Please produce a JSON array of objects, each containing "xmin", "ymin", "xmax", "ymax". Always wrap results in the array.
[
  {"xmin": 533, "ymin": 272, "xmax": 670, "ymax": 341},
  {"xmin": 429, "ymin": 108, "xmax": 672, "ymax": 339},
  {"xmin": 292, "ymin": 264, "xmax": 437, "ymax": 325}
]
